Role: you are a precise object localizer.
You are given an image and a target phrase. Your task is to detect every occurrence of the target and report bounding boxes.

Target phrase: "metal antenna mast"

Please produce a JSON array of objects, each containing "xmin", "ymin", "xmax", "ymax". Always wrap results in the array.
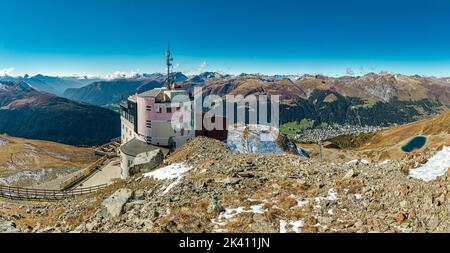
[{"xmin": 166, "ymin": 43, "xmax": 174, "ymax": 90}]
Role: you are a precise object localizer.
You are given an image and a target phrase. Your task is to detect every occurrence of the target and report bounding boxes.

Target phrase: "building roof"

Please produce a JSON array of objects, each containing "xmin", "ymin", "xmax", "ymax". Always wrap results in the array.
[
  {"xmin": 138, "ymin": 88, "xmax": 164, "ymax": 98},
  {"xmin": 128, "ymin": 95, "xmax": 137, "ymax": 103},
  {"xmin": 120, "ymin": 138, "xmax": 169, "ymax": 157}
]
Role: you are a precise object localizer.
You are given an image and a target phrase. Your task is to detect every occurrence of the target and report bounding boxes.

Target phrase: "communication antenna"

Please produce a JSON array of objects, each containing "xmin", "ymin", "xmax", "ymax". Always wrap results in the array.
[{"xmin": 166, "ymin": 43, "xmax": 174, "ymax": 90}]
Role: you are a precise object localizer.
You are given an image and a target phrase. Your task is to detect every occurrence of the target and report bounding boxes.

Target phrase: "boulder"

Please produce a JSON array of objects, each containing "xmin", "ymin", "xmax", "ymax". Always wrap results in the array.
[
  {"xmin": 129, "ymin": 149, "xmax": 164, "ymax": 176},
  {"xmin": 100, "ymin": 188, "xmax": 134, "ymax": 219}
]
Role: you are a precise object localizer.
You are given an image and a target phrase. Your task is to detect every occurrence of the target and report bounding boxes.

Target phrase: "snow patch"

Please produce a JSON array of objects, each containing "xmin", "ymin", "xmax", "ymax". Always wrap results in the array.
[
  {"xmin": 377, "ymin": 160, "xmax": 391, "ymax": 167},
  {"xmin": 347, "ymin": 159, "xmax": 370, "ymax": 165},
  {"xmin": 144, "ymin": 163, "xmax": 192, "ymax": 194},
  {"xmin": 211, "ymin": 203, "xmax": 267, "ymax": 229},
  {"xmin": 409, "ymin": 147, "xmax": 450, "ymax": 182},
  {"xmin": 280, "ymin": 220, "xmax": 304, "ymax": 233},
  {"xmin": 347, "ymin": 160, "xmax": 358, "ymax": 165},
  {"xmin": 314, "ymin": 189, "xmax": 338, "ymax": 211},
  {"xmin": 219, "ymin": 204, "xmax": 266, "ymax": 220},
  {"xmin": 360, "ymin": 160, "xmax": 370, "ymax": 165}
]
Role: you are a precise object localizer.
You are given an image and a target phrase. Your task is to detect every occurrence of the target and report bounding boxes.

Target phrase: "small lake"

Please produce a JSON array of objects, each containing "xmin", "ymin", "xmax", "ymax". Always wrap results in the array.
[{"xmin": 401, "ymin": 136, "xmax": 427, "ymax": 153}]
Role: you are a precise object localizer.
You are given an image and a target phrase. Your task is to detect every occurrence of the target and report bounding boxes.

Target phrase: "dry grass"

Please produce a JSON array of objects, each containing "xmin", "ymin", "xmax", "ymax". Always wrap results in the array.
[
  {"xmin": 0, "ymin": 134, "xmax": 96, "ymax": 175},
  {"xmin": 357, "ymin": 110, "xmax": 450, "ymax": 161}
]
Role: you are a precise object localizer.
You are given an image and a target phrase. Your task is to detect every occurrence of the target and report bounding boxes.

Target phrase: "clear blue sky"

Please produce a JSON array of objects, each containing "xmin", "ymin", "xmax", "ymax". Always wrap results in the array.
[{"xmin": 1, "ymin": 0, "xmax": 450, "ymax": 77}]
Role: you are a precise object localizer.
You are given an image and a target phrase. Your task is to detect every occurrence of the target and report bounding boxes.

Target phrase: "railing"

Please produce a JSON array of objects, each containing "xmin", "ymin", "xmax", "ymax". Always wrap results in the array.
[
  {"xmin": 60, "ymin": 157, "xmax": 108, "ymax": 191},
  {"xmin": 0, "ymin": 184, "xmax": 108, "ymax": 201}
]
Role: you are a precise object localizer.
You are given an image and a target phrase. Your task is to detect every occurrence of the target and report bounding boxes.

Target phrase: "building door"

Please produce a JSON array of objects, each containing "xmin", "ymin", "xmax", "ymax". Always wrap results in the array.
[{"xmin": 168, "ymin": 137, "xmax": 176, "ymax": 150}]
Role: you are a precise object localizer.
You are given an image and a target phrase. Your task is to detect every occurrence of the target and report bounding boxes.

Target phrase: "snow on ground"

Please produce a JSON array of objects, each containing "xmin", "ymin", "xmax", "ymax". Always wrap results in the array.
[
  {"xmin": 347, "ymin": 159, "xmax": 370, "ymax": 165},
  {"xmin": 219, "ymin": 204, "xmax": 266, "ymax": 220},
  {"xmin": 346, "ymin": 160, "xmax": 358, "ymax": 165},
  {"xmin": 315, "ymin": 188, "xmax": 338, "ymax": 203},
  {"xmin": 211, "ymin": 203, "xmax": 268, "ymax": 230},
  {"xmin": 0, "ymin": 169, "xmax": 52, "ymax": 186},
  {"xmin": 280, "ymin": 220, "xmax": 305, "ymax": 233},
  {"xmin": 144, "ymin": 163, "xmax": 192, "ymax": 194},
  {"xmin": 360, "ymin": 160, "xmax": 370, "ymax": 165},
  {"xmin": 409, "ymin": 147, "xmax": 450, "ymax": 182},
  {"xmin": 377, "ymin": 160, "xmax": 392, "ymax": 167}
]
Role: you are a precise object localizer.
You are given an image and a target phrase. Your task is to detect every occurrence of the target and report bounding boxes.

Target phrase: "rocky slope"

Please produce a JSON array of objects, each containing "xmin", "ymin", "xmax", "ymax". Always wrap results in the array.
[
  {"xmin": 1, "ymin": 136, "xmax": 448, "ymax": 233},
  {"xmin": 0, "ymin": 81, "xmax": 120, "ymax": 146}
]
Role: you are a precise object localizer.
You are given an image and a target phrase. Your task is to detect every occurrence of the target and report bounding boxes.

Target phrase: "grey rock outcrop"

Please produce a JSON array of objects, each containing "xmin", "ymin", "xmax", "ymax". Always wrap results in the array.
[
  {"xmin": 100, "ymin": 188, "xmax": 134, "ymax": 219},
  {"xmin": 129, "ymin": 149, "xmax": 164, "ymax": 176}
]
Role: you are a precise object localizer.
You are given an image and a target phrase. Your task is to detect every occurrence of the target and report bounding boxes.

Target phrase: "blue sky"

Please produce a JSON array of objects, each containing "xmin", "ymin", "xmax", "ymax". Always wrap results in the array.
[{"xmin": 1, "ymin": 0, "xmax": 450, "ymax": 77}]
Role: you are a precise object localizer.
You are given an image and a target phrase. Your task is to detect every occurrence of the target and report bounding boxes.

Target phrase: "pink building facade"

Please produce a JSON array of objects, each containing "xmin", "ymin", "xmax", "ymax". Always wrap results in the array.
[{"xmin": 134, "ymin": 88, "xmax": 194, "ymax": 148}]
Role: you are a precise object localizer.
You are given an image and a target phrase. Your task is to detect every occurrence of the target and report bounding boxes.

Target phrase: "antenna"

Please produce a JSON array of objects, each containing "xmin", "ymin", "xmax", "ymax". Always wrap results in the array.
[{"xmin": 166, "ymin": 43, "xmax": 174, "ymax": 90}]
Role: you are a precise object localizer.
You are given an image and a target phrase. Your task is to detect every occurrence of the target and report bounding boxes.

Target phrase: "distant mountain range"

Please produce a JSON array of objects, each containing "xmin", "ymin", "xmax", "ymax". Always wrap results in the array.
[
  {"xmin": 62, "ymin": 72, "xmax": 190, "ymax": 108},
  {"xmin": 0, "ymin": 81, "xmax": 120, "ymax": 146},
  {"xmin": 3, "ymin": 71, "xmax": 450, "ymax": 130},
  {"xmin": 0, "ymin": 74, "xmax": 103, "ymax": 96},
  {"xmin": 62, "ymin": 79, "xmax": 163, "ymax": 107},
  {"xmin": 62, "ymin": 71, "xmax": 449, "ymax": 126},
  {"xmin": 188, "ymin": 72, "xmax": 450, "ymax": 126}
]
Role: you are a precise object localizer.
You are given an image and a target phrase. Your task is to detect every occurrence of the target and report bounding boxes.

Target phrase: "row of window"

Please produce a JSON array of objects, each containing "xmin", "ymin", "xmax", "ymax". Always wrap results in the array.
[{"xmin": 146, "ymin": 105, "xmax": 190, "ymax": 113}]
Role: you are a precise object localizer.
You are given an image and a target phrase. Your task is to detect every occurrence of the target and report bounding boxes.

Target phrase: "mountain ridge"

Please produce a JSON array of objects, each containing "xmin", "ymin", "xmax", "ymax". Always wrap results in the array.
[{"xmin": 0, "ymin": 81, "xmax": 120, "ymax": 146}]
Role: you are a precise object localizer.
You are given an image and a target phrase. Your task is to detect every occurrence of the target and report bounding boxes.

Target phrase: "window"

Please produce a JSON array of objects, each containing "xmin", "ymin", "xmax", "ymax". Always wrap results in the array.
[
  {"xmin": 176, "ymin": 106, "xmax": 181, "ymax": 112},
  {"xmin": 146, "ymin": 105, "xmax": 152, "ymax": 112},
  {"xmin": 167, "ymin": 107, "xmax": 172, "ymax": 113},
  {"xmin": 156, "ymin": 107, "xmax": 162, "ymax": 113},
  {"xmin": 146, "ymin": 120, "xmax": 152, "ymax": 128}
]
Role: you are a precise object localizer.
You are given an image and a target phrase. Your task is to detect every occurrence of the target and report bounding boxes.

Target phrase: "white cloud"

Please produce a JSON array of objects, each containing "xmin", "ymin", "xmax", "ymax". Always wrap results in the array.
[
  {"xmin": 0, "ymin": 67, "xmax": 14, "ymax": 77},
  {"xmin": 105, "ymin": 70, "xmax": 141, "ymax": 80},
  {"xmin": 197, "ymin": 61, "xmax": 207, "ymax": 73}
]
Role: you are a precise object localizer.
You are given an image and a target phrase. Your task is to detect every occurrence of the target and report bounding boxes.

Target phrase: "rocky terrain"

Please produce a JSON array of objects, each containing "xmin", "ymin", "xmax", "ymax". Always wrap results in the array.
[{"xmin": 0, "ymin": 136, "xmax": 448, "ymax": 233}]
